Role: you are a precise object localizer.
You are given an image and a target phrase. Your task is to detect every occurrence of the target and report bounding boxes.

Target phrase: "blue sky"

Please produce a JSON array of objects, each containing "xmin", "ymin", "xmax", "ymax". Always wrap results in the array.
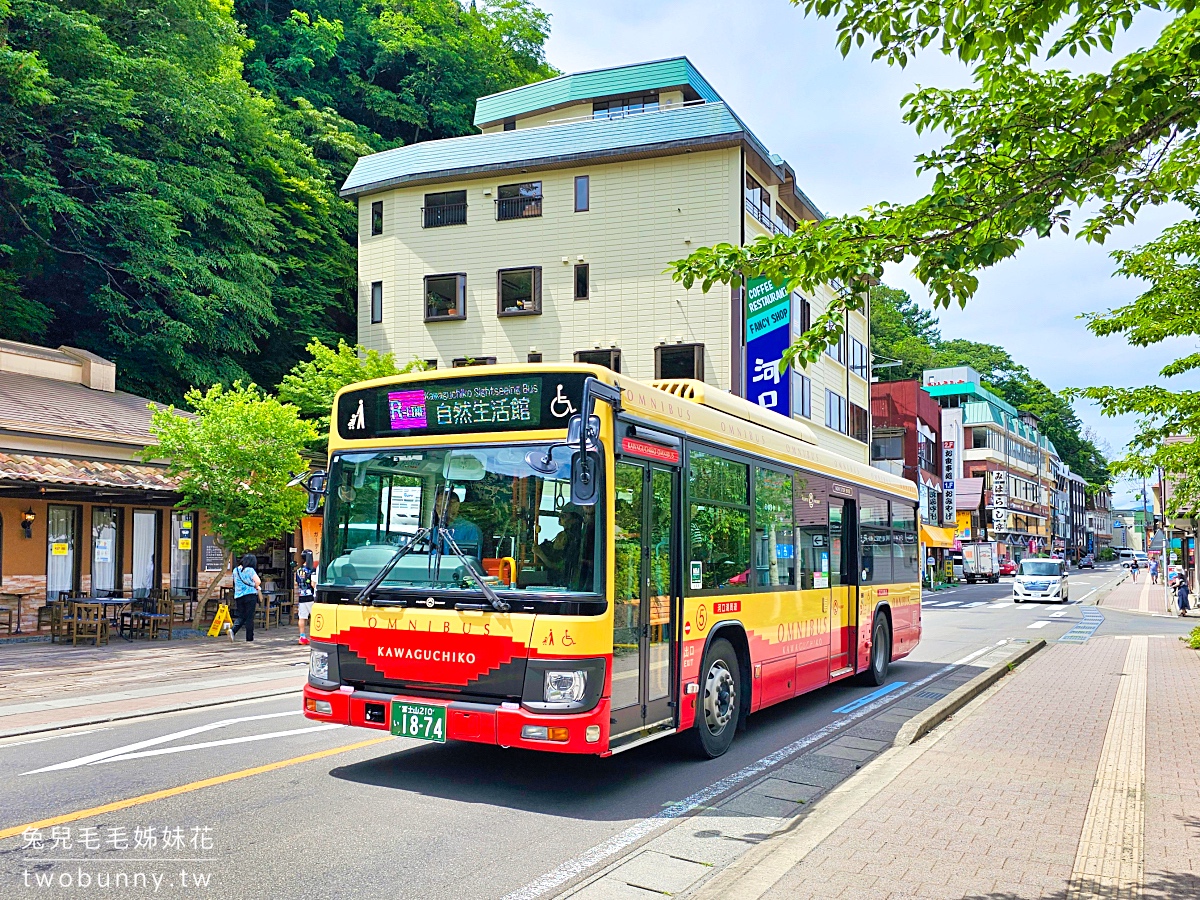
[{"xmin": 535, "ymin": 0, "xmax": 1196, "ymax": 504}]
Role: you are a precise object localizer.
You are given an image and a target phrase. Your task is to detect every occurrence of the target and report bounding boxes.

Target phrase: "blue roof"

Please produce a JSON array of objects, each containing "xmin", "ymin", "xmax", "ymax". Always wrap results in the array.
[
  {"xmin": 473, "ymin": 57, "xmax": 722, "ymax": 127},
  {"xmin": 341, "ymin": 102, "xmax": 746, "ymax": 197}
]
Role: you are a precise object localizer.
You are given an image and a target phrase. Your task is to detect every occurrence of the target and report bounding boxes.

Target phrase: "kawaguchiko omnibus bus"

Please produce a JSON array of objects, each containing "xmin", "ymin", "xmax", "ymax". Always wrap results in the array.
[{"xmin": 301, "ymin": 366, "xmax": 920, "ymax": 758}]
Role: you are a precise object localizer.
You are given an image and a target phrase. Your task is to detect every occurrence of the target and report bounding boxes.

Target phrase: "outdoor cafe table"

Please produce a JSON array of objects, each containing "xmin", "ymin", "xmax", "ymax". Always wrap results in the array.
[
  {"xmin": 170, "ymin": 586, "xmax": 200, "ymax": 622},
  {"xmin": 0, "ymin": 590, "xmax": 34, "ymax": 635},
  {"xmin": 260, "ymin": 590, "xmax": 291, "ymax": 629},
  {"xmin": 93, "ymin": 598, "xmax": 132, "ymax": 639}
]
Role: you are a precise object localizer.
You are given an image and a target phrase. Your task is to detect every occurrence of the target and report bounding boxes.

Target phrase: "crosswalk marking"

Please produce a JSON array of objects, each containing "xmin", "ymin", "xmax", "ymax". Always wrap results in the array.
[
  {"xmin": 1028, "ymin": 620, "xmax": 1051, "ymax": 629},
  {"xmin": 961, "ymin": 601, "xmax": 987, "ymax": 608},
  {"xmin": 988, "ymin": 602, "xmax": 1013, "ymax": 609},
  {"xmin": 1050, "ymin": 610, "xmax": 1070, "ymax": 618}
]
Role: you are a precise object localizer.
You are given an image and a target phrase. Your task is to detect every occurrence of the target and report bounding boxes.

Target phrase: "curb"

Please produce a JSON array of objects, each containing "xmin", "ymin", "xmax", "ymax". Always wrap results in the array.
[
  {"xmin": 0, "ymin": 687, "xmax": 302, "ymax": 741},
  {"xmin": 893, "ymin": 639, "xmax": 1046, "ymax": 747}
]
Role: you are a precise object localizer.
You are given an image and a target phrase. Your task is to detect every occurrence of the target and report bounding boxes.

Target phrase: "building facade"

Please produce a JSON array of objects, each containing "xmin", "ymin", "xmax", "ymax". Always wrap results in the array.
[
  {"xmin": 341, "ymin": 57, "xmax": 870, "ymax": 463},
  {"xmin": 1067, "ymin": 471, "xmax": 1089, "ymax": 560},
  {"xmin": 1086, "ymin": 487, "xmax": 1114, "ymax": 554}
]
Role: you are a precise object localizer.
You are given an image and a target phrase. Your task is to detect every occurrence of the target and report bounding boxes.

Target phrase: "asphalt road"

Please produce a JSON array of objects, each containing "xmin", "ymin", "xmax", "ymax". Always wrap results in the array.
[{"xmin": 1, "ymin": 563, "xmax": 1191, "ymax": 899}]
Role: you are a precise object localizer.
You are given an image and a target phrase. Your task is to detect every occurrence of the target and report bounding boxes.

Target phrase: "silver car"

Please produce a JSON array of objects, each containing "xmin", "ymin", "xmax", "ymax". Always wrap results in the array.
[{"xmin": 1013, "ymin": 559, "xmax": 1069, "ymax": 604}]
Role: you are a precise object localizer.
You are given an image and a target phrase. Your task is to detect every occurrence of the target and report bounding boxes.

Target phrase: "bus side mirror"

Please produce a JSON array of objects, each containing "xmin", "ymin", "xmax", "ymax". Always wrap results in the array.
[
  {"xmin": 303, "ymin": 471, "xmax": 327, "ymax": 514},
  {"xmin": 570, "ymin": 451, "xmax": 602, "ymax": 506}
]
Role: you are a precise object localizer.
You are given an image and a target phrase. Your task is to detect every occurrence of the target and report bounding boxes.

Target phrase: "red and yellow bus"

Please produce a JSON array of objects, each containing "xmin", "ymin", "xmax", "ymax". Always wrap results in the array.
[{"xmin": 301, "ymin": 365, "xmax": 920, "ymax": 757}]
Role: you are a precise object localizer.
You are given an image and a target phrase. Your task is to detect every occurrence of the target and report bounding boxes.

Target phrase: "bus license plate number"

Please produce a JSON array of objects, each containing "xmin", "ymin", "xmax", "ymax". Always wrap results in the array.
[{"xmin": 390, "ymin": 702, "xmax": 446, "ymax": 743}]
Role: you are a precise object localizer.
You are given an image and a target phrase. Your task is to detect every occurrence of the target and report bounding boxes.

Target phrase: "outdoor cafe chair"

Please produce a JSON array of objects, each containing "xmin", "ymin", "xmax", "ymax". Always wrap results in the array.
[
  {"xmin": 49, "ymin": 600, "xmax": 75, "ymax": 643},
  {"xmin": 72, "ymin": 602, "xmax": 109, "ymax": 647},
  {"xmin": 0, "ymin": 600, "xmax": 13, "ymax": 635},
  {"xmin": 143, "ymin": 598, "xmax": 174, "ymax": 640}
]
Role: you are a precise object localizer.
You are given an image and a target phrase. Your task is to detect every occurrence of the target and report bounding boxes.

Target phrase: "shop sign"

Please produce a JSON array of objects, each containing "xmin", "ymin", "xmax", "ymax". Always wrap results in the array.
[
  {"xmin": 50, "ymin": 542, "xmax": 69, "ymax": 556},
  {"xmin": 942, "ymin": 440, "xmax": 956, "ymax": 524},
  {"xmin": 745, "ymin": 275, "xmax": 791, "ymax": 415},
  {"xmin": 202, "ymin": 534, "xmax": 224, "ymax": 571}
]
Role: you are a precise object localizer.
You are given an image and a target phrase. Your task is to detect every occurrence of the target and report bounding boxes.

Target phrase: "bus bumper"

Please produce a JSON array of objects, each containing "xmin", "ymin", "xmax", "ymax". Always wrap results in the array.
[{"xmin": 302, "ymin": 683, "xmax": 611, "ymax": 754}]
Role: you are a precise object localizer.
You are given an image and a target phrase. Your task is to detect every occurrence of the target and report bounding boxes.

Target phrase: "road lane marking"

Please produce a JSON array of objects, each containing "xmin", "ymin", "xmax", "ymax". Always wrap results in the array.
[
  {"xmin": 0, "ymin": 737, "xmax": 391, "ymax": 842},
  {"xmin": 987, "ymin": 602, "xmax": 1013, "ymax": 609},
  {"xmin": 94, "ymin": 725, "xmax": 343, "ymax": 764},
  {"xmin": 1066, "ymin": 637, "xmax": 1147, "ymax": 897},
  {"xmin": 1028, "ymin": 621, "xmax": 1051, "ymax": 629},
  {"xmin": 1049, "ymin": 611, "xmax": 1070, "ymax": 618},
  {"xmin": 22, "ymin": 710, "xmax": 302, "ymax": 775},
  {"xmin": 961, "ymin": 602, "xmax": 987, "ymax": 608},
  {"xmin": 831, "ymin": 682, "xmax": 908, "ymax": 713},
  {"xmin": 953, "ymin": 640, "xmax": 1007, "ymax": 666},
  {"xmin": 502, "ymin": 644, "xmax": 1000, "ymax": 900},
  {"xmin": 0, "ymin": 729, "xmax": 109, "ymax": 750}
]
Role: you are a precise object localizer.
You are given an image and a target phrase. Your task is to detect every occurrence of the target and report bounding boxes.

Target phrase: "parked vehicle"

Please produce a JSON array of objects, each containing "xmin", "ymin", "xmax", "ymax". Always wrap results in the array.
[
  {"xmin": 963, "ymin": 542, "xmax": 1000, "ymax": 584},
  {"xmin": 1119, "ymin": 550, "xmax": 1150, "ymax": 568},
  {"xmin": 1077, "ymin": 554, "xmax": 1095, "ymax": 569},
  {"xmin": 1013, "ymin": 558, "xmax": 1070, "ymax": 603},
  {"xmin": 999, "ymin": 558, "xmax": 1017, "ymax": 577}
]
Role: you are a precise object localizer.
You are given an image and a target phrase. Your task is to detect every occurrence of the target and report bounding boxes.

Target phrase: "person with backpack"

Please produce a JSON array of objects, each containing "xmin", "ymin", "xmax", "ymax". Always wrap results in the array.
[
  {"xmin": 229, "ymin": 553, "xmax": 262, "ymax": 642},
  {"xmin": 295, "ymin": 550, "xmax": 316, "ymax": 646}
]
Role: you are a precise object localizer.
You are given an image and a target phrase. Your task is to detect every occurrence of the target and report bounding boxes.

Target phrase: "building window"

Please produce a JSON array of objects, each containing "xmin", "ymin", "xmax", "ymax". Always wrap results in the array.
[
  {"xmin": 452, "ymin": 356, "xmax": 497, "ymax": 367},
  {"xmin": 792, "ymin": 371, "xmax": 811, "ymax": 418},
  {"xmin": 527, "ymin": 351, "xmax": 542, "ymax": 363},
  {"xmin": 497, "ymin": 267, "xmax": 542, "ymax": 316},
  {"xmin": 745, "ymin": 173, "xmax": 772, "ymax": 230},
  {"xmin": 849, "ymin": 338, "xmax": 868, "ymax": 378},
  {"xmin": 775, "ymin": 204, "xmax": 797, "ymax": 234},
  {"xmin": 917, "ymin": 434, "xmax": 937, "ymax": 472},
  {"xmin": 574, "ymin": 175, "xmax": 589, "ymax": 212},
  {"xmin": 656, "ymin": 343, "xmax": 705, "ymax": 380},
  {"xmin": 370, "ymin": 281, "xmax": 383, "ymax": 324},
  {"xmin": 826, "ymin": 331, "xmax": 846, "ymax": 365},
  {"xmin": 574, "ymin": 263, "xmax": 589, "ymax": 300},
  {"xmin": 850, "ymin": 403, "xmax": 869, "ymax": 443},
  {"xmin": 872, "ymin": 433, "xmax": 903, "ymax": 461},
  {"xmin": 423, "ymin": 359, "xmax": 438, "ymax": 370},
  {"xmin": 496, "ymin": 182, "xmax": 542, "ymax": 220},
  {"xmin": 826, "ymin": 389, "xmax": 847, "ymax": 433},
  {"xmin": 793, "ymin": 293, "xmax": 811, "ymax": 335},
  {"xmin": 91, "ymin": 507, "xmax": 122, "ymax": 597},
  {"xmin": 574, "ymin": 349, "xmax": 622, "ymax": 372},
  {"xmin": 422, "ymin": 190, "xmax": 467, "ymax": 228},
  {"xmin": 424, "ymin": 273, "xmax": 466, "ymax": 321},
  {"xmin": 371, "ymin": 200, "xmax": 383, "ymax": 236},
  {"xmin": 503, "ymin": 119, "xmax": 516, "ymax": 131},
  {"xmin": 592, "ymin": 94, "xmax": 658, "ymax": 119}
]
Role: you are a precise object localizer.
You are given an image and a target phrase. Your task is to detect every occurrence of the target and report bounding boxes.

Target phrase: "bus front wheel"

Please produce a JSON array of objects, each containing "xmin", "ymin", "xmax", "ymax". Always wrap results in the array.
[{"xmin": 688, "ymin": 638, "xmax": 740, "ymax": 759}]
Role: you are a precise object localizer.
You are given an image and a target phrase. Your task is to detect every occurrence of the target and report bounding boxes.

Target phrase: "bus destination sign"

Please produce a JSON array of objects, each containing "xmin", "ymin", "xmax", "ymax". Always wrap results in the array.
[{"xmin": 338, "ymin": 373, "xmax": 589, "ymax": 439}]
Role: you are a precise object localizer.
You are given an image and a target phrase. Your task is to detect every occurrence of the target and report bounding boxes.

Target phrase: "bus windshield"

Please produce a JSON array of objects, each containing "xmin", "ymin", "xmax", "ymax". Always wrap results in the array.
[{"xmin": 321, "ymin": 447, "xmax": 600, "ymax": 595}]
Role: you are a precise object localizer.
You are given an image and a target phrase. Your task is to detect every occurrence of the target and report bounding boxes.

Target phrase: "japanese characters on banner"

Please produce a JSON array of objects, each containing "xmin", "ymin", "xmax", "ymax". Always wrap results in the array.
[
  {"xmin": 745, "ymin": 275, "xmax": 791, "ymax": 415},
  {"xmin": 942, "ymin": 440, "xmax": 956, "ymax": 525},
  {"xmin": 991, "ymin": 470, "xmax": 1008, "ymax": 532}
]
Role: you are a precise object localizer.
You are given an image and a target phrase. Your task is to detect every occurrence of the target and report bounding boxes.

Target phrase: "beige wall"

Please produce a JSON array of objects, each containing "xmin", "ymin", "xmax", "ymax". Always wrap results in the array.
[{"xmin": 358, "ymin": 147, "xmax": 742, "ymax": 389}]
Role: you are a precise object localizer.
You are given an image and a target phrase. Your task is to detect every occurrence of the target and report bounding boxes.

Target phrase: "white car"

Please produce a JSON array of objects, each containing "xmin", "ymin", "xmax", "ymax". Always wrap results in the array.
[
  {"xmin": 1119, "ymin": 550, "xmax": 1150, "ymax": 568},
  {"xmin": 1013, "ymin": 559, "xmax": 1070, "ymax": 604}
]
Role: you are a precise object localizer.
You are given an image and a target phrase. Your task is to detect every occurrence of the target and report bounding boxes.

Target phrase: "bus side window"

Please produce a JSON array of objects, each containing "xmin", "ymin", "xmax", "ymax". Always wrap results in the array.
[
  {"xmin": 858, "ymin": 493, "xmax": 891, "ymax": 585},
  {"xmin": 793, "ymin": 472, "xmax": 829, "ymax": 590},
  {"xmin": 754, "ymin": 468, "xmax": 795, "ymax": 587}
]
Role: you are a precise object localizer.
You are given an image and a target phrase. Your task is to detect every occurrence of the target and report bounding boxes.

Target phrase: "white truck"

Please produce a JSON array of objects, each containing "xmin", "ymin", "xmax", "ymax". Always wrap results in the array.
[{"xmin": 962, "ymin": 541, "xmax": 1000, "ymax": 584}]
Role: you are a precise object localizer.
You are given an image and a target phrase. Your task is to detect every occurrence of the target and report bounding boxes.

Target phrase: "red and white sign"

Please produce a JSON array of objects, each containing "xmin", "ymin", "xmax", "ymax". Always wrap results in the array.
[
  {"xmin": 713, "ymin": 601, "xmax": 742, "ymax": 615},
  {"xmin": 684, "ymin": 621, "xmax": 692, "ymax": 636},
  {"xmin": 336, "ymin": 627, "xmax": 526, "ymax": 686},
  {"xmin": 621, "ymin": 437, "xmax": 681, "ymax": 464}
]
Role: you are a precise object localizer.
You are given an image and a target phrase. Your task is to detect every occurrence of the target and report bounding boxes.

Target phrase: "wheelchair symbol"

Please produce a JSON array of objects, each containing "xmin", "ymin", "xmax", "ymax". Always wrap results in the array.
[{"xmin": 550, "ymin": 384, "xmax": 576, "ymax": 419}]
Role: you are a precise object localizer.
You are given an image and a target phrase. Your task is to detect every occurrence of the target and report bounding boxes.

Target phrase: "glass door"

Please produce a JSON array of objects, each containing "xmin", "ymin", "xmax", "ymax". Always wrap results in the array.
[
  {"xmin": 611, "ymin": 460, "xmax": 679, "ymax": 742},
  {"xmin": 171, "ymin": 512, "xmax": 196, "ymax": 593},
  {"xmin": 46, "ymin": 505, "xmax": 79, "ymax": 599},
  {"xmin": 91, "ymin": 507, "xmax": 122, "ymax": 596},
  {"xmin": 132, "ymin": 510, "xmax": 160, "ymax": 598},
  {"xmin": 829, "ymin": 499, "xmax": 859, "ymax": 673}
]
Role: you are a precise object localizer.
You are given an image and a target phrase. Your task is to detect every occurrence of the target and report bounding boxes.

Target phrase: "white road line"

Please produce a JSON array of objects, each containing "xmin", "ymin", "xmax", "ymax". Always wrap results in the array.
[
  {"xmin": 1050, "ymin": 611, "xmax": 1070, "ymax": 618},
  {"xmin": 503, "ymin": 641, "xmax": 1003, "ymax": 900},
  {"xmin": 21, "ymin": 710, "xmax": 302, "ymax": 775},
  {"xmin": 952, "ymin": 640, "xmax": 1008, "ymax": 666},
  {"xmin": 1076, "ymin": 589, "xmax": 1098, "ymax": 603},
  {"xmin": 988, "ymin": 602, "xmax": 1014, "ymax": 609},
  {"xmin": 961, "ymin": 602, "xmax": 987, "ymax": 608},
  {"xmin": 95, "ymin": 725, "xmax": 343, "ymax": 764},
  {"xmin": 930, "ymin": 601, "xmax": 960, "ymax": 608},
  {"xmin": 1028, "ymin": 621, "xmax": 1052, "ymax": 629},
  {"xmin": 0, "ymin": 728, "xmax": 109, "ymax": 750}
]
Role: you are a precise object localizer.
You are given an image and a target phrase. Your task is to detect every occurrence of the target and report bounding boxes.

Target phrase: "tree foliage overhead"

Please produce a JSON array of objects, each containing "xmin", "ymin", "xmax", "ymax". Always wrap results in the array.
[
  {"xmin": 872, "ymin": 286, "xmax": 1111, "ymax": 488},
  {"xmin": 0, "ymin": 0, "xmax": 554, "ymax": 403}
]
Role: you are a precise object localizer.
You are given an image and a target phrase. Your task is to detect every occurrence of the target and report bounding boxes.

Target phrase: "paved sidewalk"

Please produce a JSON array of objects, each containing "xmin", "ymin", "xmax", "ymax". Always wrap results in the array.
[
  {"xmin": 1100, "ymin": 572, "xmax": 1178, "ymax": 617},
  {"xmin": 698, "ymin": 635, "xmax": 1200, "ymax": 900},
  {"xmin": 0, "ymin": 632, "xmax": 309, "ymax": 738}
]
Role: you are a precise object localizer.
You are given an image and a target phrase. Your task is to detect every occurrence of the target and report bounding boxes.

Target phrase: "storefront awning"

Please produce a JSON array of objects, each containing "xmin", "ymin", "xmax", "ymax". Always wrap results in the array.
[
  {"xmin": 920, "ymin": 524, "xmax": 957, "ymax": 549},
  {"xmin": 0, "ymin": 451, "xmax": 178, "ymax": 492},
  {"xmin": 955, "ymin": 477, "xmax": 984, "ymax": 511}
]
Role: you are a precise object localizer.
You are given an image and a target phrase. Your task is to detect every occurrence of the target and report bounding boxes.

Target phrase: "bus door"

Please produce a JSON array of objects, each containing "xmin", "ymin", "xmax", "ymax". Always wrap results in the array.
[
  {"xmin": 829, "ymin": 499, "xmax": 859, "ymax": 675},
  {"xmin": 611, "ymin": 459, "xmax": 679, "ymax": 742}
]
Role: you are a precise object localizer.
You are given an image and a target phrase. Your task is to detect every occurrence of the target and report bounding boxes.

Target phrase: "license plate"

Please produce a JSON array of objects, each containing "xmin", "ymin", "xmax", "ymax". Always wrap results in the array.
[{"xmin": 390, "ymin": 701, "xmax": 446, "ymax": 743}]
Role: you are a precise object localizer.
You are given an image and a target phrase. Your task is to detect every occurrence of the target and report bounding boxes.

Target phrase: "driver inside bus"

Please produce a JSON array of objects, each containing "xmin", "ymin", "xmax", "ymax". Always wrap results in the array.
[
  {"xmin": 536, "ymin": 507, "xmax": 589, "ymax": 586},
  {"xmin": 437, "ymin": 492, "xmax": 481, "ymax": 559}
]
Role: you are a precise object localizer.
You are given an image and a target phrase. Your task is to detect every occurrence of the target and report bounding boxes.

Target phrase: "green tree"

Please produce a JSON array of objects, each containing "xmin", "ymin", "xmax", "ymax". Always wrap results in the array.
[
  {"xmin": 870, "ymin": 284, "xmax": 941, "ymax": 380},
  {"xmin": 278, "ymin": 338, "xmax": 429, "ymax": 446},
  {"xmin": 146, "ymin": 383, "xmax": 317, "ymax": 620}
]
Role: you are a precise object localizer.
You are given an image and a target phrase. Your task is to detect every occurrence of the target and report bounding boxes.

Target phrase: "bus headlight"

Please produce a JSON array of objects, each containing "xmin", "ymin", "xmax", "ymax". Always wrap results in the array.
[
  {"xmin": 544, "ymin": 670, "xmax": 588, "ymax": 703},
  {"xmin": 310, "ymin": 649, "xmax": 329, "ymax": 680}
]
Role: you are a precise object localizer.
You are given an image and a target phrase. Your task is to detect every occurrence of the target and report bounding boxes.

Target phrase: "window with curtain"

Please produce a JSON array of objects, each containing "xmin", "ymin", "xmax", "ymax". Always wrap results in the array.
[
  {"xmin": 91, "ymin": 507, "xmax": 121, "ymax": 596},
  {"xmin": 171, "ymin": 512, "xmax": 195, "ymax": 593},
  {"xmin": 46, "ymin": 505, "xmax": 79, "ymax": 599},
  {"xmin": 132, "ymin": 510, "xmax": 158, "ymax": 598}
]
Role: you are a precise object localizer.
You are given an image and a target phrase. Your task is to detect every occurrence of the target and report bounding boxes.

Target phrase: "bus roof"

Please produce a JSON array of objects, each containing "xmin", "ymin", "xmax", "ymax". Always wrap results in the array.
[{"xmin": 329, "ymin": 364, "xmax": 918, "ymax": 502}]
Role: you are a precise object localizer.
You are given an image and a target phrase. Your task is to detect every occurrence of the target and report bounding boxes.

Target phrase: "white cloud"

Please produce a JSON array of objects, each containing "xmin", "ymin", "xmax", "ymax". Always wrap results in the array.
[{"xmin": 535, "ymin": 0, "xmax": 1199, "ymax": 465}]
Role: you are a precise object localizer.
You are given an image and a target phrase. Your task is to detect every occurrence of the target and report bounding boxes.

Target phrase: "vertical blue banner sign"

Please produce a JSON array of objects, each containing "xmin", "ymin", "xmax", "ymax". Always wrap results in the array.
[{"xmin": 745, "ymin": 275, "xmax": 791, "ymax": 415}]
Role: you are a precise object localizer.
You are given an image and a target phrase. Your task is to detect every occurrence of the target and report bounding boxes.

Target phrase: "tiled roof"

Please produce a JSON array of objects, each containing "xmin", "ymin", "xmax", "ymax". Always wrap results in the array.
[
  {"xmin": 0, "ymin": 452, "xmax": 178, "ymax": 492},
  {"xmin": 341, "ymin": 101, "xmax": 746, "ymax": 197},
  {"xmin": 473, "ymin": 57, "xmax": 721, "ymax": 127},
  {"xmin": 0, "ymin": 370, "xmax": 158, "ymax": 446}
]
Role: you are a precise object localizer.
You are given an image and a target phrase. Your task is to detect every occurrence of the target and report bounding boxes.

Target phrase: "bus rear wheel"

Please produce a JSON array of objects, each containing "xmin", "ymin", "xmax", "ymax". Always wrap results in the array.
[
  {"xmin": 859, "ymin": 615, "xmax": 891, "ymax": 686},
  {"xmin": 687, "ymin": 638, "xmax": 740, "ymax": 759}
]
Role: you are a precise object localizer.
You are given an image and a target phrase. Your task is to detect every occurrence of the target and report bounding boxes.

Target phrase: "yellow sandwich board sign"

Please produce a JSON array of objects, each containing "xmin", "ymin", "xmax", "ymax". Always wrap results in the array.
[{"xmin": 207, "ymin": 603, "xmax": 232, "ymax": 637}]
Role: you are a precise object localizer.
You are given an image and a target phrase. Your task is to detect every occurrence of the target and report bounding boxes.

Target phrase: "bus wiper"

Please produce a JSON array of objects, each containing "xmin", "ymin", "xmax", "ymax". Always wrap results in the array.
[
  {"xmin": 353, "ymin": 528, "xmax": 430, "ymax": 605},
  {"xmin": 432, "ymin": 526, "xmax": 510, "ymax": 613}
]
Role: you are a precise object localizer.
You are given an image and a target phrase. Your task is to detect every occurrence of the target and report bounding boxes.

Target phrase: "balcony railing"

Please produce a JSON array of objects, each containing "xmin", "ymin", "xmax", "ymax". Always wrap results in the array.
[
  {"xmin": 496, "ymin": 196, "xmax": 542, "ymax": 220},
  {"xmin": 422, "ymin": 204, "xmax": 467, "ymax": 228},
  {"xmin": 744, "ymin": 197, "xmax": 793, "ymax": 235}
]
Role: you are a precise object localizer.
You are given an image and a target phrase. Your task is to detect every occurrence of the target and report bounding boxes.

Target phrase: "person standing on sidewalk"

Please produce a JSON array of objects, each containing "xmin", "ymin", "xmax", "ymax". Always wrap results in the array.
[
  {"xmin": 1176, "ymin": 574, "xmax": 1190, "ymax": 617},
  {"xmin": 296, "ymin": 550, "xmax": 315, "ymax": 646},
  {"xmin": 1130, "ymin": 556, "xmax": 1140, "ymax": 582},
  {"xmin": 230, "ymin": 554, "xmax": 261, "ymax": 642},
  {"xmin": 1150, "ymin": 557, "xmax": 1159, "ymax": 584}
]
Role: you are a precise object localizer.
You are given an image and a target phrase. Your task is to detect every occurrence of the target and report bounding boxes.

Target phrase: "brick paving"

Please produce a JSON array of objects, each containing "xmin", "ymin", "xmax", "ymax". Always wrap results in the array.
[
  {"xmin": 753, "ymin": 635, "xmax": 1200, "ymax": 900},
  {"xmin": 0, "ymin": 632, "xmax": 308, "ymax": 737},
  {"xmin": 1101, "ymin": 573, "xmax": 1177, "ymax": 616}
]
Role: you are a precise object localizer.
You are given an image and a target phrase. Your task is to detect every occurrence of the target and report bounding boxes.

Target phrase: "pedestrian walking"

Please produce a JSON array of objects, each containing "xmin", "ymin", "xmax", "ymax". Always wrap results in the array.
[
  {"xmin": 296, "ymin": 550, "xmax": 315, "ymax": 646},
  {"xmin": 1149, "ymin": 557, "xmax": 1159, "ymax": 584},
  {"xmin": 230, "ymin": 553, "xmax": 261, "ymax": 642},
  {"xmin": 1130, "ymin": 557, "xmax": 1140, "ymax": 582},
  {"xmin": 1176, "ymin": 575, "xmax": 1191, "ymax": 617}
]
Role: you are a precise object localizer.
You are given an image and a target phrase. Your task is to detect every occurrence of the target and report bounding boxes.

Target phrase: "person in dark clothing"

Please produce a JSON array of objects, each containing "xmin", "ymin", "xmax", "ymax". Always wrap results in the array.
[
  {"xmin": 1176, "ymin": 575, "xmax": 1191, "ymax": 617},
  {"xmin": 230, "ymin": 553, "xmax": 261, "ymax": 642}
]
